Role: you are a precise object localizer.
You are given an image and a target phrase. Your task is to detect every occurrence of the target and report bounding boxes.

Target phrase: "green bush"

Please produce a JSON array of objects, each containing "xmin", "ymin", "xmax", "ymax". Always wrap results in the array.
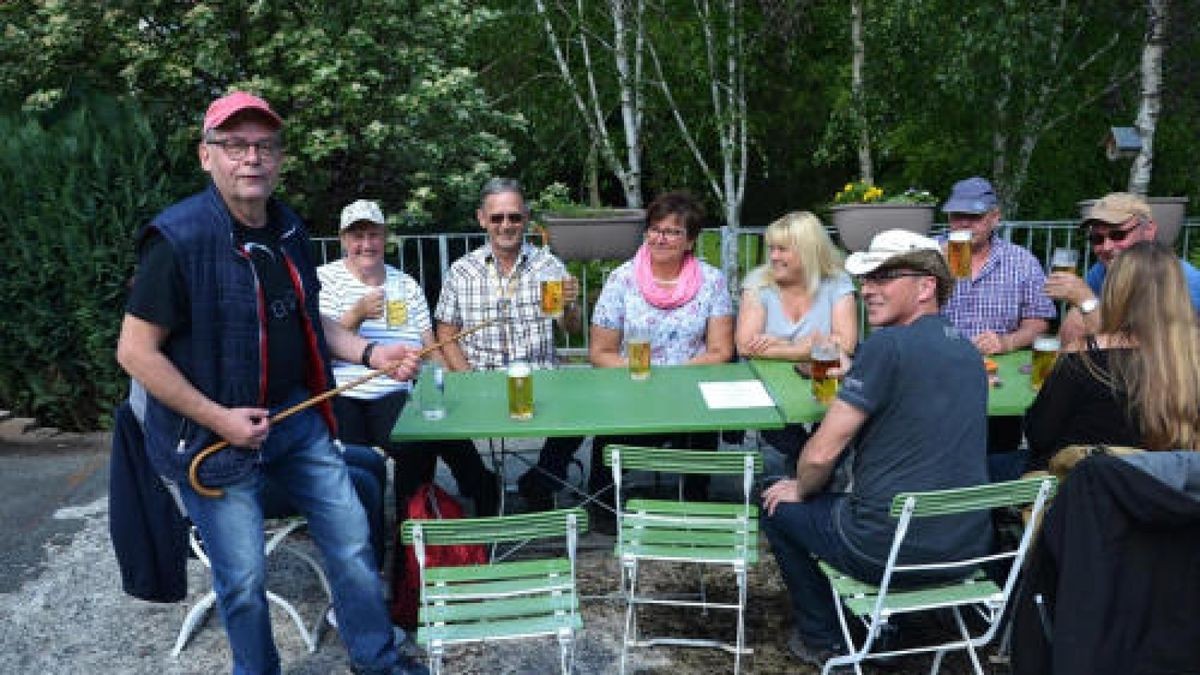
[{"xmin": 0, "ymin": 95, "xmax": 180, "ymax": 430}]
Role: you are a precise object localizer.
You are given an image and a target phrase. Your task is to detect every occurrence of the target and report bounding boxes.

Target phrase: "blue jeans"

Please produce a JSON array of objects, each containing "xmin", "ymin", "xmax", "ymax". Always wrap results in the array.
[
  {"xmin": 178, "ymin": 393, "xmax": 398, "ymax": 675},
  {"xmin": 762, "ymin": 493, "xmax": 882, "ymax": 650}
]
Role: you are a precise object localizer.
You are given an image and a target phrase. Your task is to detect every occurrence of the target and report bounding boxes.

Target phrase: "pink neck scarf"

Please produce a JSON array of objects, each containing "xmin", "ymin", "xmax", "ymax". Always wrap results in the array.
[{"xmin": 633, "ymin": 244, "xmax": 703, "ymax": 310}]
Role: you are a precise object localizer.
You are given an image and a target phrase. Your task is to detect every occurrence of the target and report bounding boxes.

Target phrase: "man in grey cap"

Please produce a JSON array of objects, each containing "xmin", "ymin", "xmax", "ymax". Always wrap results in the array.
[
  {"xmin": 1047, "ymin": 191, "xmax": 1200, "ymax": 346},
  {"xmin": 939, "ymin": 176, "xmax": 1054, "ymax": 478},
  {"xmin": 762, "ymin": 230, "xmax": 990, "ymax": 668}
]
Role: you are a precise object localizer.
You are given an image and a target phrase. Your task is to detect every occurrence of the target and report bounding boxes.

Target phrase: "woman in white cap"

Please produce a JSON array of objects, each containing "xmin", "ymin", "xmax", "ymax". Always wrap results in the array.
[{"xmin": 317, "ymin": 200, "xmax": 441, "ymax": 571}]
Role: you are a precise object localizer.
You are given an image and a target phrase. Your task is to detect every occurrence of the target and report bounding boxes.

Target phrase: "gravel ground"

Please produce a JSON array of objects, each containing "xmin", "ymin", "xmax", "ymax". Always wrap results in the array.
[{"xmin": 0, "ymin": 431, "xmax": 999, "ymax": 674}]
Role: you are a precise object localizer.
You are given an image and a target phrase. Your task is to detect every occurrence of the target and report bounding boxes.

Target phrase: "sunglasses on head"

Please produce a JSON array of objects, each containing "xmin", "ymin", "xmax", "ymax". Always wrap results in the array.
[
  {"xmin": 1087, "ymin": 220, "xmax": 1141, "ymax": 246},
  {"xmin": 488, "ymin": 212, "xmax": 526, "ymax": 225}
]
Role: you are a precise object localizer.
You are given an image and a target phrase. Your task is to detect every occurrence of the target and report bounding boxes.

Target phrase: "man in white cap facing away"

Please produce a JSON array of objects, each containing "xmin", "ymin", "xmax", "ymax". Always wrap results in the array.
[{"xmin": 761, "ymin": 230, "xmax": 991, "ymax": 668}]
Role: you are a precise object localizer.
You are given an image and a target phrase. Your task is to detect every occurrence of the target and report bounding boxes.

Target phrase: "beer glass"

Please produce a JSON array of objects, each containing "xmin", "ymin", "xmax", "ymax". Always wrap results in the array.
[
  {"xmin": 417, "ymin": 361, "xmax": 447, "ymax": 421},
  {"xmin": 1031, "ymin": 335, "xmax": 1060, "ymax": 390},
  {"xmin": 947, "ymin": 230, "xmax": 972, "ymax": 279},
  {"xmin": 1050, "ymin": 247, "xmax": 1079, "ymax": 276},
  {"xmin": 627, "ymin": 327, "xmax": 652, "ymax": 381},
  {"xmin": 385, "ymin": 278, "xmax": 407, "ymax": 328},
  {"xmin": 810, "ymin": 338, "xmax": 840, "ymax": 405},
  {"xmin": 507, "ymin": 360, "xmax": 534, "ymax": 420},
  {"xmin": 539, "ymin": 270, "xmax": 565, "ymax": 319}
]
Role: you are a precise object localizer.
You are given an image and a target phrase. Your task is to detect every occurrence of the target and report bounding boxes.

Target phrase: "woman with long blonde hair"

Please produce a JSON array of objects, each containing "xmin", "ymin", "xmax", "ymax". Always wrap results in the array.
[
  {"xmin": 1025, "ymin": 241, "xmax": 1200, "ymax": 470},
  {"xmin": 736, "ymin": 211, "xmax": 857, "ymax": 466}
]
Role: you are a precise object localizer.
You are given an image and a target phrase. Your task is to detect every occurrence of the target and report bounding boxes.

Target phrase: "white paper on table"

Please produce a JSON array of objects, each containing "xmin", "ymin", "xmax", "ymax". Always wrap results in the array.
[{"xmin": 698, "ymin": 380, "xmax": 777, "ymax": 409}]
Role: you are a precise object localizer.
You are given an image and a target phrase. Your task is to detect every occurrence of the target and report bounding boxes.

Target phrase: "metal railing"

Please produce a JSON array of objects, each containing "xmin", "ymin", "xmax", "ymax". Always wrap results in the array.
[{"xmin": 313, "ymin": 219, "xmax": 1200, "ymax": 352}]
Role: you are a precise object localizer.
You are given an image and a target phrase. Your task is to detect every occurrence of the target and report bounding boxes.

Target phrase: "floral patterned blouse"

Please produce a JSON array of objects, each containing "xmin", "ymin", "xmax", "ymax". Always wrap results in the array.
[{"xmin": 591, "ymin": 258, "xmax": 732, "ymax": 365}]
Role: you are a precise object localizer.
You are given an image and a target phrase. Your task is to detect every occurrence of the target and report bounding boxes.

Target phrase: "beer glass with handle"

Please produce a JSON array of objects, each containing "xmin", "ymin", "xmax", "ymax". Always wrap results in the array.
[
  {"xmin": 810, "ymin": 336, "xmax": 840, "ymax": 404},
  {"xmin": 539, "ymin": 268, "xmax": 565, "ymax": 319},
  {"xmin": 1050, "ymin": 248, "xmax": 1079, "ymax": 276},
  {"xmin": 947, "ymin": 230, "xmax": 972, "ymax": 279}
]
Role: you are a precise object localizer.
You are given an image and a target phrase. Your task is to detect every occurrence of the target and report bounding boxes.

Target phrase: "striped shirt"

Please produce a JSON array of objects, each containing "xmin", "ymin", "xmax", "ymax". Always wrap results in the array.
[
  {"xmin": 317, "ymin": 260, "xmax": 432, "ymax": 398},
  {"xmin": 434, "ymin": 243, "xmax": 567, "ymax": 371},
  {"xmin": 939, "ymin": 234, "xmax": 1056, "ymax": 337}
]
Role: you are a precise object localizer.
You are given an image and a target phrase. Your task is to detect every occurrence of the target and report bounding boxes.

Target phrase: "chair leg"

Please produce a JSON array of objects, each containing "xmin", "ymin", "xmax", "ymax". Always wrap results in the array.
[
  {"xmin": 558, "ymin": 630, "xmax": 573, "ymax": 674},
  {"xmin": 620, "ymin": 560, "xmax": 638, "ymax": 675},
  {"xmin": 171, "ymin": 591, "xmax": 217, "ymax": 657},
  {"xmin": 430, "ymin": 645, "xmax": 444, "ymax": 675},
  {"xmin": 267, "ymin": 590, "xmax": 317, "ymax": 652},
  {"xmin": 734, "ymin": 564, "xmax": 747, "ymax": 675},
  {"xmin": 951, "ymin": 607, "xmax": 986, "ymax": 675}
]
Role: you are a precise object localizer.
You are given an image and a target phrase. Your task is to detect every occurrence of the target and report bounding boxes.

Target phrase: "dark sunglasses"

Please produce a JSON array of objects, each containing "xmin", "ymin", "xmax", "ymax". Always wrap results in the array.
[
  {"xmin": 858, "ymin": 268, "xmax": 930, "ymax": 284},
  {"xmin": 1087, "ymin": 221, "xmax": 1141, "ymax": 246},
  {"xmin": 488, "ymin": 212, "xmax": 526, "ymax": 225}
]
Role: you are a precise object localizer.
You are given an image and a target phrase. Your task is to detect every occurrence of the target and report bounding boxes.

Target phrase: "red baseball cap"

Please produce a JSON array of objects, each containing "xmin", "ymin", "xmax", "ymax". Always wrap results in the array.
[{"xmin": 202, "ymin": 91, "xmax": 282, "ymax": 133}]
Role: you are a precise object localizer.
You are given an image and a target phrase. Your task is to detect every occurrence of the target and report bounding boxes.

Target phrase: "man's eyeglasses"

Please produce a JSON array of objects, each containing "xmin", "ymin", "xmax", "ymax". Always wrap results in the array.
[
  {"xmin": 858, "ymin": 268, "xmax": 930, "ymax": 284},
  {"xmin": 487, "ymin": 212, "xmax": 526, "ymax": 225},
  {"xmin": 205, "ymin": 138, "xmax": 282, "ymax": 161},
  {"xmin": 1087, "ymin": 220, "xmax": 1142, "ymax": 246},
  {"xmin": 645, "ymin": 226, "xmax": 687, "ymax": 240}
]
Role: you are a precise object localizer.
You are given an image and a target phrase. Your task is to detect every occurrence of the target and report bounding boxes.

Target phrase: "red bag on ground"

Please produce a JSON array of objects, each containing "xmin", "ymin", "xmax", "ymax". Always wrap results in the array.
[{"xmin": 389, "ymin": 483, "xmax": 488, "ymax": 629}]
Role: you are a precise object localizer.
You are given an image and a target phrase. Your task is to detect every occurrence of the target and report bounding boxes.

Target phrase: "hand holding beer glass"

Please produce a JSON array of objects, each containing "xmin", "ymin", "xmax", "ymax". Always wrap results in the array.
[
  {"xmin": 810, "ymin": 336, "xmax": 841, "ymax": 405},
  {"xmin": 947, "ymin": 230, "xmax": 972, "ymax": 279},
  {"xmin": 1031, "ymin": 335, "xmax": 1059, "ymax": 390},
  {"xmin": 627, "ymin": 327, "xmax": 652, "ymax": 381},
  {"xmin": 507, "ymin": 360, "xmax": 534, "ymax": 420},
  {"xmin": 539, "ymin": 269, "xmax": 565, "ymax": 319}
]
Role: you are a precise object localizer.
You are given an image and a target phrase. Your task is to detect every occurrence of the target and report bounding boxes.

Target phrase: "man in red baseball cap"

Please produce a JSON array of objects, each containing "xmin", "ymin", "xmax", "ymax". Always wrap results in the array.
[{"xmin": 118, "ymin": 91, "xmax": 427, "ymax": 674}]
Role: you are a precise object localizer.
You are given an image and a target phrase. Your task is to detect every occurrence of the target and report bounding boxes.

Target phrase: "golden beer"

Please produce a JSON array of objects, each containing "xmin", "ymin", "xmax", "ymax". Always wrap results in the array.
[
  {"xmin": 386, "ymin": 298, "xmax": 407, "ymax": 328},
  {"xmin": 1031, "ymin": 336, "xmax": 1060, "ymax": 390},
  {"xmin": 1050, "ymin": 247, "xmax": 1079, "ymax": 276},
  {"xmin": 507, "ymin": 361, "xmax": 534, "ymax": 420},
  {"xmin": 540, "ymin": 278, "xmax": 564, "ymax": 318},
  {"xmin": 947, "ymin": 231, "xmax": 972, "ymax": 279},
  {"xmin": 810, "ymin": 341, "xmax": 840, "ymax": 404},
  {"xmin": 628, "ymin": 338, "xmax": 651, "ymax": 380}
]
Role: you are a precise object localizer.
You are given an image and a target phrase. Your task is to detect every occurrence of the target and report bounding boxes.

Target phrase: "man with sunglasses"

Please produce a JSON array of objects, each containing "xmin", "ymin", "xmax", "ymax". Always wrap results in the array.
[
  {"xmin": 762, "ymin": 230, "xmax": 990, "ymax": 667},
  {"xmin": 1048, "ymin": 191, "xmax": 1200, "ymax": 346},
  {"xmin": 431, "ymin": 178, "xmax": 584, "ymax": 512}
]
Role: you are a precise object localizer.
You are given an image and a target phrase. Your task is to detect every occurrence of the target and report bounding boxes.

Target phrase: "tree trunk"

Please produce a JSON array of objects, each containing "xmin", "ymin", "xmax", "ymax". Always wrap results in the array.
[
  {"xmin": 851, "ymin": 0, "xmax": 873, "ymax": 185},
  {"xmin": 1128, "ymin": 0, "xmax": 1167, "ymax": 196}
]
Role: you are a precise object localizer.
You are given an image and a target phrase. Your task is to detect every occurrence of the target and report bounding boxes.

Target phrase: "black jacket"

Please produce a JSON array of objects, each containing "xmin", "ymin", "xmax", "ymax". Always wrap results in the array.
[
  {"xmin": 1012, "ymin": 454, "xmax": 1200, "ymax": 675},
  {"xmin": 108, "ymin": 401, "xmax": 189, "ymax": 602}
]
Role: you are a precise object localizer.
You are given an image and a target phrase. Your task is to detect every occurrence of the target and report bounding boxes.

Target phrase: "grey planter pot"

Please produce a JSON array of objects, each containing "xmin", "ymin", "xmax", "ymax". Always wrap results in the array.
[
  {"xmin": 538, "ymin": 208, "xmax": 646, "ymax": 261},
  {"xmin": 1077, "ymin": 196, "xmax": 1188, "ymax": 246},
  {"xmin": 829, "ymin": 204, "xmax": 936, "ymax": 252}
]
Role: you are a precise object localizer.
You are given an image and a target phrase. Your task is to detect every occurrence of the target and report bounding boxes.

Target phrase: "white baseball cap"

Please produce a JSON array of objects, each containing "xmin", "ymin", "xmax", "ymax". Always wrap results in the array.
[
  {"xmin": 844, "ymin": 229, "xmax": 943, "ymax": 276},
  {"xmin": 339, "ymin": 199, "xmax": 386, "ymax": 231}
]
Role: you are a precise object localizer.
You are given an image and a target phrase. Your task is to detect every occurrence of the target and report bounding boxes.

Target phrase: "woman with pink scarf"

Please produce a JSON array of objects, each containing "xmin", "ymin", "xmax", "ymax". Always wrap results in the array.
[{"xmin": 586, "ymin": 191, "xmax": 735, "ymax": 533}]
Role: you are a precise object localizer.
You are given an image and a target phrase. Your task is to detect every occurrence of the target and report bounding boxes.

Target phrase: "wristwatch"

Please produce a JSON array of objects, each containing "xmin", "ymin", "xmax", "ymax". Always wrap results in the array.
[{"xmin": 1079, "ymin": 297, "xmax": 1099, "ymax": 315}]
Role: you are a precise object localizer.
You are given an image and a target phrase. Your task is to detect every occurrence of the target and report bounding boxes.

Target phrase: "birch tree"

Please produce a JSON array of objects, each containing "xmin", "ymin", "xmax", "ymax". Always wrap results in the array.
[
  {"xmin": 1128, "ymin": 0, "xmax": 1168, "ymax": 195},
  {"xmin": 851, "ymin": 0, "xmax": 874, "ymax": 185},
  {"xmin": 533, "ymin": 0, "xmax": 647, "ymax": 207}
]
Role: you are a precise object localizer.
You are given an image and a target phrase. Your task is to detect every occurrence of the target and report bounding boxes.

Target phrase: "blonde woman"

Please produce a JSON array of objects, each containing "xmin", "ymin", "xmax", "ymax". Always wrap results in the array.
[
  {"xmin": 736, "ymin": 211, "xmax": 858, "ymax": 360},
  {"xmin": 736, "ymin": 211, "xmax": 857, "ymax": 466},
  {"xmin": 1025, "ymin": 241, "xmax": 1200, "ymax": 471}
]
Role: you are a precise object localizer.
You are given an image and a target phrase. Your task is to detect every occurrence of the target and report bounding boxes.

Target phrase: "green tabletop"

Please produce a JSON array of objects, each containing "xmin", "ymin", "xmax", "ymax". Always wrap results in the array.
[
  {"xmin": 749, "ymin": 350, "xmax": 1038, "ymax": 424},
  {"xmin": 391, "ymin": 362, "xmax": 786, "ymax": 442}
]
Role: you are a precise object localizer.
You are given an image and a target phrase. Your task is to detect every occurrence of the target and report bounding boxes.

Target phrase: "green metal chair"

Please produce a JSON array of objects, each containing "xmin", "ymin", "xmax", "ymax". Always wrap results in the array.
[
  {"xmin": 605, "ymin": 444, "xmax": 762, "ymax": 675},
  {"xmin": 401, "ymin": 508, "xmax": 587, "ymax": 674},
  {"xmin": 818, "ymin": 475, "xmax": 1057, "ymax": 675}
]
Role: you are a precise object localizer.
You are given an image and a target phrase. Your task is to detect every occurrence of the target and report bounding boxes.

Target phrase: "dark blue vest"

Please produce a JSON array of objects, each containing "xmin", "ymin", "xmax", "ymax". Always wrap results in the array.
[{"xmin": 140, "ymin": 184, "xmax": 335, "ymax": 486}]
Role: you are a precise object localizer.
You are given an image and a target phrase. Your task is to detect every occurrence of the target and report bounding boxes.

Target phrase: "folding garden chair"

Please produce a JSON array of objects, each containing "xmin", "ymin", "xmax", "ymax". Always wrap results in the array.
[
  {"xmin": 818, "ymin": 475, "xmax": 1057, "ymax": 675},
  {"xmin": 402, "ymin": 507, "xmax": 587, "ymax": 675},
  {"xmin": 606, "ymin": 444, "xmax": 762, "ymax": 675}
]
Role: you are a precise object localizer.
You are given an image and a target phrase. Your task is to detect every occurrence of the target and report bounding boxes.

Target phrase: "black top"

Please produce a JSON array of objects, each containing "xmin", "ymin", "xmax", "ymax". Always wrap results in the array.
[
  {"xmin": 127, "ymin": 222, "xmax": 306, "ymax": 406},
  {"xmin": 1022, "ymin": 348, "xmax": 1142, "ymax": 471}
]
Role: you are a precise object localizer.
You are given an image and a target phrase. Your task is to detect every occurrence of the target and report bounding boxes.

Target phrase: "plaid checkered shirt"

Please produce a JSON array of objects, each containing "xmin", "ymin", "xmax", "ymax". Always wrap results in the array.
[
  {"xmin": 940, "ymin": 234, "xmax": 1056, "ymax": 337},
  {"xmin": 434, "ymin": 242, "xmax": 567, "ymax": 370}
]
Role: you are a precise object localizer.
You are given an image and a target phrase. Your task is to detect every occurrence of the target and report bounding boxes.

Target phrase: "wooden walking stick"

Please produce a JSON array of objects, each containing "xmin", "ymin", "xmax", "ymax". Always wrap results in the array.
[{"xmin": 187, "ymin": 320, "xmax": 496, "ymax": 498}]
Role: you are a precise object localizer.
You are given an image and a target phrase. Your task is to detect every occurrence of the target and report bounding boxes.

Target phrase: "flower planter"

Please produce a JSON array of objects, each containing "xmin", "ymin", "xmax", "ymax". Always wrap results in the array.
[
  {"xmin": 1077, "ymin": 196, "xmax": 1188, "ymax": 246},
  {"xmin": 829, "ymin": 204, "xmax": 936, "ymax": 252},
  {"xmin": 538, "ymin": 208, "xmax": 646, "ymax": 261}
]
